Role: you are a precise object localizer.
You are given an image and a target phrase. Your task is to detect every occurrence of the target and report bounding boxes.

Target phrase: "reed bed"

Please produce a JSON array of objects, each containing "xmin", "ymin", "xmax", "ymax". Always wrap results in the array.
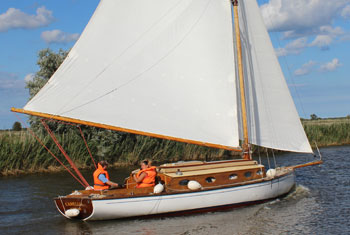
[
  {"xmin": 0, "ymin": 129, "xmax": 227, "ymax": 175},
  {"xmin": 303, "ymin": 121, "xmax": 350, "ymax": 147},
  {"xmin": 0, "ymin": 130, "xmax": 90, "ymax": 175},
  {"xmin": 1, "ymin": 118, "xmax": 349, "ymax": 175}
]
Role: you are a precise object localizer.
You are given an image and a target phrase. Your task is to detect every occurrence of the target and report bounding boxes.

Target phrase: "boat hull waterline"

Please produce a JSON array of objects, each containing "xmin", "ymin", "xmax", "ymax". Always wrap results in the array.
[{"xmin": 55, "ymin": 171, "xmax": 295, "ymax": 221}]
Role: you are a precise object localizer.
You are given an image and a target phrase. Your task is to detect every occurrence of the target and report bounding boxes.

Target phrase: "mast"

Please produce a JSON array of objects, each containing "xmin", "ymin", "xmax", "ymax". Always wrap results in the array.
[{"xmin": 232, "ymin": 0, "xmax": 250, "ymax": 160}]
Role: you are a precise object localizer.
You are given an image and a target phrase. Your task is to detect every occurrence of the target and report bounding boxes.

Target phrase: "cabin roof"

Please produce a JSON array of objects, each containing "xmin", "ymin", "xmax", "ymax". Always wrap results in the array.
[
  {"xmin": 163, "ymin": 164, "xmax": 264, "ymax": 178},
  {"xmin": 159, "ymin": 160, "xmax": 258, "ymax": 173}
]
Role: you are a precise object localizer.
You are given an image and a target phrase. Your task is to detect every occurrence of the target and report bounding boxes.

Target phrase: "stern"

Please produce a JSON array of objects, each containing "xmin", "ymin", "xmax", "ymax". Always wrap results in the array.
[{"xmin": 54, "ymin": 197, "xmax": 93, "ymax": 220}]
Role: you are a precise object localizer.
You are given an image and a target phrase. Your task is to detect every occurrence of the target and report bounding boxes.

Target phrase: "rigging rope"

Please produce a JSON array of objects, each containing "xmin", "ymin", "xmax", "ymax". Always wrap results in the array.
[
  {"xmin": 271, "ymin": 149, "xmax": 278, "ymax": 168},
  {"xmin": 257, "ymin": 0, "xmax": 307, "ymax": 118},
  {"xmin": 41, "ymin": 119, "xmax": 90, "ymax": 188},
  {"xmin": 77, "ymin": 126, "xmax": 97, "ymax": 169},
  {"xmin": 266, "ymin": 148, "xmax": 271, "ymax": 169},
  {"xmin": 14, "ymin": 113, "xmax": 87, "ymax": 187},
  {"xmin": 43, "ymin": 119, "xmax": 97, "ymax": 170}
]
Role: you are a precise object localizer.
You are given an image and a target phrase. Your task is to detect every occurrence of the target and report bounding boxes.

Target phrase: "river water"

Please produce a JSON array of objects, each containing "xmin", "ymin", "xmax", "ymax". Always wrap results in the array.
[{"xmin": 0, "ymin": 145, "xmax": 349, "ymax": 235}]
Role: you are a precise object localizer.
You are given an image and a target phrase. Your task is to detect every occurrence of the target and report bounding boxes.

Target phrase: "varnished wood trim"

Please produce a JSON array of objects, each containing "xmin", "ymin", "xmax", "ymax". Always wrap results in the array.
[
  {"xmin": 289, "ymin": 160, "xmax": 323, "ymax": 169},
  {"xmin": 54, "ymin": 197, "xmax": 93, "ymax": 220},
  {"xmin": 11, "ymin": 107, "xmax": 242, "ymax": 152},
  {"xmin": 159, "ymin": 159, "xmax": 253, "ymax": 169},
  {"xmin": 233, "ymin": 1, "xmax": 250, "ymax": 159}
]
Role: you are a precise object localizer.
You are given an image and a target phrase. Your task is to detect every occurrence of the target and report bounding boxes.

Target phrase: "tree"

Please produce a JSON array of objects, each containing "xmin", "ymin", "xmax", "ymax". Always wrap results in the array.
[
  {"xmin": 24, "ymin": 48, "xmax": 127, "ymax": 160},
  {"xmin": 12, "ymin": 122, "xmax": 22, "ymax": 131},
  {"xmin": 26, "ymin": 48, "xmax": 69, "ymax": 99},
  {"xmin": 26, "ymin": 48, "xmax": 69, "ymax": 131},
  {"xmin": 310, "ymin": 114, "xmax": 319, "ymax": 120}
]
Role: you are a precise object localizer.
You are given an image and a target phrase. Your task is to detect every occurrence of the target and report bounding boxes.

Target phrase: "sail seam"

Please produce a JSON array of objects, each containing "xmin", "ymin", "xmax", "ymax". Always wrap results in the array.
[
  {"xmin": 59, "ymin": 0, "xmax": 213, "ymax": 116},
  {"xmin": 55, "ymin": 0, "xmax": 187, "ymax": 115}
]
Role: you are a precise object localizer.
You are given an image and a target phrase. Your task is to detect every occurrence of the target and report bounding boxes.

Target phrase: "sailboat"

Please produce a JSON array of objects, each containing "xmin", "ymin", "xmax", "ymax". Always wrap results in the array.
[{"xmin": 12, "ymin": 0, "xmax": 322, "ymax": 221}]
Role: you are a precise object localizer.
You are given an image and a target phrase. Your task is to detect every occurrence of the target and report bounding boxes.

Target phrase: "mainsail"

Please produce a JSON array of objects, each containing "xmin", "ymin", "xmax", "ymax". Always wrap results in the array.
[
  {"xmin": 19, "ymin": 0, "xmax": 312, "ymax": 153},
  {"xmin": 237, "ymin": 0, "xmax": 312, "ymax": 153},
  {"xmin": 23, "ymin": 0, "xmax": 239, "ymax": 149}
]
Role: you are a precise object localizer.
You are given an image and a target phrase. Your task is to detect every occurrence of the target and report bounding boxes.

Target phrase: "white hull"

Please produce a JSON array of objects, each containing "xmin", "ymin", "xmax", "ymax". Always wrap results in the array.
[{"xmin": 86, "ymin": 171, "xmax": 295, "ymax": 221}]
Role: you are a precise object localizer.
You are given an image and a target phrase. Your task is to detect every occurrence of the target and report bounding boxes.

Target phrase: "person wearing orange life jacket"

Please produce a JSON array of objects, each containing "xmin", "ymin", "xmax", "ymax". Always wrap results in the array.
[
  {"xmin": 133, "ymin": 160, "xmax": 157, "ymax": 188},
  {"xmin": 93, "ymin": 160, "xmax": 119, "ymax": 190}
]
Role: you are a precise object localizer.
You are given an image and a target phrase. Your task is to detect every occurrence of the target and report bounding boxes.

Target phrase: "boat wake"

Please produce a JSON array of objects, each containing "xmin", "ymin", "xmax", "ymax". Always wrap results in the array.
[
  {"xmin": 285, "ymin": 184, "xmax": 311, "ymax": 200},
  {"xmin": 260, "ymin": 184, "xmax": 311, "ymax": 210}
]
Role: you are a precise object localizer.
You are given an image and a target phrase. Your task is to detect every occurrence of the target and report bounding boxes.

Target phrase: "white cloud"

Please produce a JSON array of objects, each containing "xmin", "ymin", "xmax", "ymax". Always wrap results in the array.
[
  {"xmin": 0, "ymin": 71, "xmax": 18, "ymax": 81},
  {"xmin": 0, "ymin": 7, "xmax": 54, "ymax": 32},
  {"xmin": 319, "ymin": 26, "xmax": 344, "ymax": 36},
  {"xmin": 320, "ymin": 58, "xmax": 342, "ymax": 72},
  {"xmin": 309, "ymin": 35, "xmax": 333, "ymax": 50},
  {"xmin": 276, "ymin": 24, "xmax": 344, "ymax": 55},
  {"xmin": 276, "ymin": 37, "xmax": 308, "ymax": 56},
  {"xmin": 260, "ymin": 0, "xmax": 349, "ymax": 37},
  {"xmin": 341, "ymin": 5, "xmax": 350, "ymax": 18},
  {"xmin": 341, "ymin": 34, "xmax": 350, "ymax": 41},
  {"xmin": 0, "ymin": 79, "xmax": 24, "ymax": 89},
  {"xmin": 0, "ymin": 72, "xmax": 24, "ymax": 89},
  {"xmin": 24, "ymin": 73, "xmax": 35, "ymax": 82},
  {"xmin": 294, "ymin": 61, "xmax": 316, "ymax": 76},
  {"xmin": 41, "ymin": 29, "xmax": 79, "ymax": 44}
]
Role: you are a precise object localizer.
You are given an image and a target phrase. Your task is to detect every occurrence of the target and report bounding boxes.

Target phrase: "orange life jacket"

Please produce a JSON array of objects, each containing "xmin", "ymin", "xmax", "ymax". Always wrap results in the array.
[
  {"xmin": 93, "ymin": 163, "xmax": 110, "ymax": 190},
  {"xmin": 136, "ymin": 166, "xmax": 156, "ymax": 188}
]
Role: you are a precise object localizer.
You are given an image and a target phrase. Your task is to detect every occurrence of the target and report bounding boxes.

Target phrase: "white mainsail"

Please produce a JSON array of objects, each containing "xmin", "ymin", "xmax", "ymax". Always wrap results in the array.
[
  {"xmin": 237, "ymin": 0, "xmax": 312, "ymax": 153},
  {"xmin": 23, "ymin": 0, "xmax": 312, "ymax": 153},
  {"xmin": 24, "ymin": 0, "xmax": 239, "ymax": 149}
]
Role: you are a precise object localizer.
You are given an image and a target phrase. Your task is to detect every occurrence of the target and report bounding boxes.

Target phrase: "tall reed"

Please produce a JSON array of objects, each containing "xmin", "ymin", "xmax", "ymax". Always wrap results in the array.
[
  {"xmin": 303, "ymin": 122, "xmax": 350, "ymax": 147},
  {"xmin": 0, "ymin": 130, "xmax": 90, "ymax": 175},
  {"xmin": 0, "ymin": 129, "xmax": 227, "ymax": 175},
  {"xmin": 1, "ymin": 118, "xmax": 349, "ymax": 175}
]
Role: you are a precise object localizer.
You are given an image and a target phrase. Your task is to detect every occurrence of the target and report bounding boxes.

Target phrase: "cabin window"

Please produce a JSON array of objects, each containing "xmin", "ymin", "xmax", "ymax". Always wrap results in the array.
[
  {"xmin": 244, "ymin": 171, "xmax": 252, "ymax": 178},
  {"xmin": 179, "ymin": 179, "xmax": 189, "ymax": 186},
  {"xmin": 229, "ymin": 174, "xmax": 238, "ymax": 180},
  {"xmin": 205, "ymin": 177, "xmax": 216, "ymax": 183},
  {"xmin": 257, "ymin": 170, "xmax": 263, "ymax": 175}
]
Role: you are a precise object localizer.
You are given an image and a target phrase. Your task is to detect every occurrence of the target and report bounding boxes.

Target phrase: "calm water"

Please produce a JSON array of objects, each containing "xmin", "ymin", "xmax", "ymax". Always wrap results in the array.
[{"xmin": 0, "ymin": 146, "xmax": 349, "ymax": 235}]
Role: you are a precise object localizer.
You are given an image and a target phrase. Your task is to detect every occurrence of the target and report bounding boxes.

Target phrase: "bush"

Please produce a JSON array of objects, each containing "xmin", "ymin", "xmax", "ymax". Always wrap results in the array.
[{"xmin": 12, "ymin": 122, "xmax": 22, "ymax": 131}]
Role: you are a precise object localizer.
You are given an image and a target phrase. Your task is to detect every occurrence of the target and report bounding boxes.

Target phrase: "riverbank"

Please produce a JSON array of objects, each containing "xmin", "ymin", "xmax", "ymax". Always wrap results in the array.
[
  {"xmin": 303, "ymin": 117, "xmax": 350, "ymax": 147},
  {"xmin": 1, "ymin": 117, "xmax": 349, "ymax": 176},
  {"xmin": 0, "ymin": 129, "xmax": 226, "ymax": 176}
]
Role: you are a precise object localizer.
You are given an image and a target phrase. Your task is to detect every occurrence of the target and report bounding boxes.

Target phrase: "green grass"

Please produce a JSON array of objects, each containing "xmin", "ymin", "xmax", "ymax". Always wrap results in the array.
[
  {"xmin": 302, "ymin": 118, "xmax": 350, "ymax": 147},
  {"xmin": 0, "ymin": 129, "xmax": 228, "ymax": 175},
  {"xmin": 1, "ymin": 117, "xmax": 349, "ymax": 175},
  {"xmin": 0, "ymin": 130, "xmax": 91, "ymax": 175}
]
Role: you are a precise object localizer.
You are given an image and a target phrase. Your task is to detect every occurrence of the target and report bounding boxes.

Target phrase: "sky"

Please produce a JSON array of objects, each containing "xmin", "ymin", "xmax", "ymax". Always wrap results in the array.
[{"xmin": 0, "ymin": 0, "xmax": 349, "ymax": 129}]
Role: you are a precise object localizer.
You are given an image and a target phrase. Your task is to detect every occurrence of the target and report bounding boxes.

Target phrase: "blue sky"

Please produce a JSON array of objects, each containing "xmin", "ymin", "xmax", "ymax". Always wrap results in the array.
[{"xmin": 0, "ymin": 0, "xmax": 349, "ymax": 129}]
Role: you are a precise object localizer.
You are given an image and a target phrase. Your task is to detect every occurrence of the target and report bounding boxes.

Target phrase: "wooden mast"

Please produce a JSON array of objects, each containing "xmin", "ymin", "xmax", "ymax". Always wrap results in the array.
[{"xmin": 232, "ymin": 0, "xmax": 250, "ymax": 160}]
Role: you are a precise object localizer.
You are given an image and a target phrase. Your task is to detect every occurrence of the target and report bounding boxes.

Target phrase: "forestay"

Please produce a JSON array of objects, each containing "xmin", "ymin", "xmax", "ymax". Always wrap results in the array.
[
  {"xmin": 24, "ymin": 0, "xmax": 239, "ymax": 149},
  {"xmin": 237, "ymin": 0, "xmax": 312, "ymax": 153}
]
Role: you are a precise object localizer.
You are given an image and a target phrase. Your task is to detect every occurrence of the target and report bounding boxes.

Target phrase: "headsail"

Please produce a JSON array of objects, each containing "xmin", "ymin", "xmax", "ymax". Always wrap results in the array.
[
  {"xmin": 237, "ymin": 0, "xmax": 312, "ymax": 153},
  {"xmin": 22, "ymin": 0, "xmax": 240, "ymax": 149}
]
